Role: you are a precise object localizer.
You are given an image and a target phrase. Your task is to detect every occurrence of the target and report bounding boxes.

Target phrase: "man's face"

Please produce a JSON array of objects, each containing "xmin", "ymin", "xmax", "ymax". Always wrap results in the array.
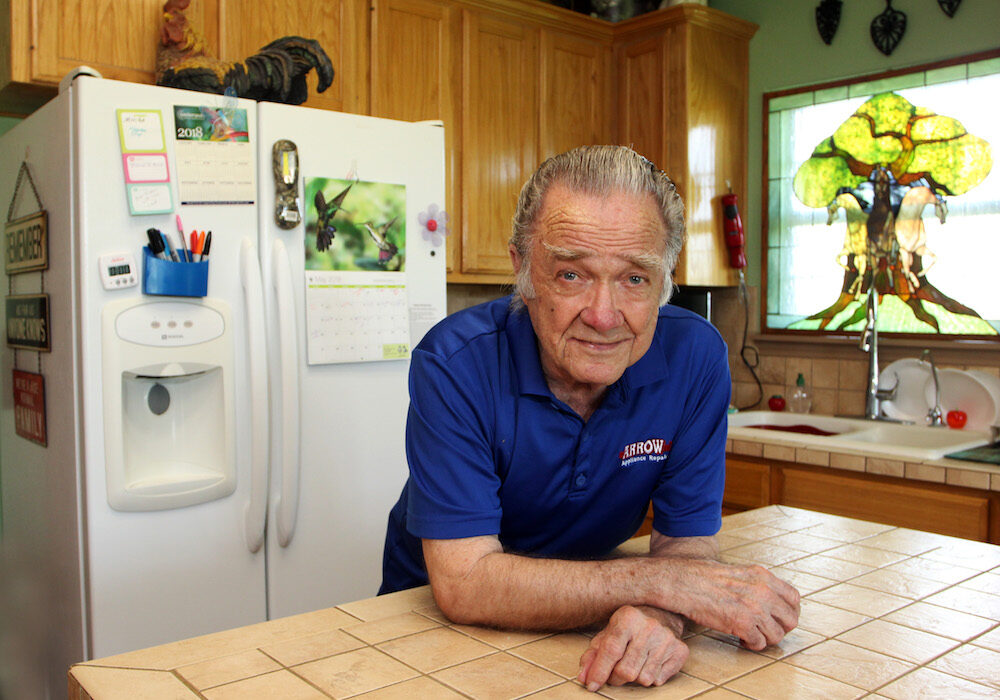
[{"xmin": 511, "ymin": 183, "xmax": 667, "ymax": 399}]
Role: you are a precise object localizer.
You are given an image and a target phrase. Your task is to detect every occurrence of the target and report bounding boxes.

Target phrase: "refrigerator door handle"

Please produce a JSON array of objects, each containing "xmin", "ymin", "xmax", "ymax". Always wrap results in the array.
[
  {"xmin": 272, "ymin": 238, "xmax": 301, "ymax": 547},
  {"xmin": 241, "ymin": 239, "xmax": 269, "ymax": 553}
]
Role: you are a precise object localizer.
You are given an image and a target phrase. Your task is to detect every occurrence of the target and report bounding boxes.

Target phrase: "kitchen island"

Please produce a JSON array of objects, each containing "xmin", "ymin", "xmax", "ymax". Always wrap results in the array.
[{"xmin": 69, "ymin": 506, "xmax": 1000, "ymax": 699}]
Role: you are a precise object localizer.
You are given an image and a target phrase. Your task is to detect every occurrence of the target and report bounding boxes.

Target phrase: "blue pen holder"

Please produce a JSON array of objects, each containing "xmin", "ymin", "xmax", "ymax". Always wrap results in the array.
[{"xmin": 142, "ymin": 246, "xmax": 209, "ymax": 297}]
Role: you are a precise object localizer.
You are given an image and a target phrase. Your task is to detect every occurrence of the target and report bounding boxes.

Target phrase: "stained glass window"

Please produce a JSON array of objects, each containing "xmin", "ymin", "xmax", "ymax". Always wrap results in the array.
[{"xmin": 765, "ymin": 53, "xmax": 999, "ymax": 336}]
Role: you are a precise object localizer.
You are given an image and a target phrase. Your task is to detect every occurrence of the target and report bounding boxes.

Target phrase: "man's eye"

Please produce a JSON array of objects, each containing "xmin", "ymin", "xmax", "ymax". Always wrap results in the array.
[
  {"xmin": 560, "ymin": 271, "xmax": 578, "ymax": 281},
  {"xmin": 628, "ymin": 275, "xmax": 646, "ymax": 285}
]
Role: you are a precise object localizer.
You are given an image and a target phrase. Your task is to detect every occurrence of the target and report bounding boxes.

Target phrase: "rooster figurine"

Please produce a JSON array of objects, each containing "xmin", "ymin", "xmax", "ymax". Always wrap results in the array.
[{"xmin": 156, "ymin": 0, "xmax": 334, "ymax": 105}]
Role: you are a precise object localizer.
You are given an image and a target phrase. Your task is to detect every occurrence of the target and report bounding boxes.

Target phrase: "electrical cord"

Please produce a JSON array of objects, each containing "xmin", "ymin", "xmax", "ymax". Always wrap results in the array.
[{"xmin": 735, "ymin": 274, "xmax": 763, "ymax": 411}]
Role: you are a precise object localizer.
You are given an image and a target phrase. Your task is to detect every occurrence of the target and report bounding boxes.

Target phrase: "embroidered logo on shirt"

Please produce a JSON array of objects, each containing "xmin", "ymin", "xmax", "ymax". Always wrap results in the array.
[{"xmin": 618, "ymin": 438, "xmax": 671, "ymax": 468}]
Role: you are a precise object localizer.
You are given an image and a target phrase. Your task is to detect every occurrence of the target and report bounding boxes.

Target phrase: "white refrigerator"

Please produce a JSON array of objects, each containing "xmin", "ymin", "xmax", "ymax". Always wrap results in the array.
[{"xmin": 0, "ymin": 76, "xmax": 446, "ymax": 697}]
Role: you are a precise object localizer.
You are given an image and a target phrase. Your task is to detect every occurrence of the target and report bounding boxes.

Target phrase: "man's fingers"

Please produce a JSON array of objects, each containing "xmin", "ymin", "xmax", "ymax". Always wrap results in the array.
[
  {"xmin": 655, "ymin": 640, "xmax": 689, "ymax": 685},
  {"xmin": 579, "ymin": 634, "xmax": 625, "ymax": 691}
]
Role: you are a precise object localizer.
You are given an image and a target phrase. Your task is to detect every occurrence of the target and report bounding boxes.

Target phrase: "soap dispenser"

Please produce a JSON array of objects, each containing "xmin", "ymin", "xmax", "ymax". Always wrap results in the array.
[{"xmin": 789, "ymin": 373, "xmax": 812, "ymax": 414}]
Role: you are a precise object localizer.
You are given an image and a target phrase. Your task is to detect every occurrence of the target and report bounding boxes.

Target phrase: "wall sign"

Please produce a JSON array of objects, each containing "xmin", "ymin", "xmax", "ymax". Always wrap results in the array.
[
  {"xmin": 12, "ymin": 369, "xmax": 46, "ymax": 446},
  {"xmin": 6, "ymin": 294, "xmax": 51, "ymax": 351},
  {"xmin": 4, "ymin": 210, "xmax": 48, "ymax": 274}
]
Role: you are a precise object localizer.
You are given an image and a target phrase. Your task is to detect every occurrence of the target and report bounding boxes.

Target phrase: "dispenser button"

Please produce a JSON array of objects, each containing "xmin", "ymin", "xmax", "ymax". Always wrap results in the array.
[
  {"xmin": 184, "ymin": 320, "xmax": 193, "ymax": 328},
  {"xmin": 151, "ymin": 321, "xmax": 160, "ymax": 329},
  {"xmin": 167, "ymin": 321, "xmax": 177, "ymax": 328}
]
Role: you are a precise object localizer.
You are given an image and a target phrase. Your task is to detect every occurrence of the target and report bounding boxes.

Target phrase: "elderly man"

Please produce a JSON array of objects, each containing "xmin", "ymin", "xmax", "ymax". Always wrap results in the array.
[{"xmin": 380, "ymin": 146, "xmax": 799, "ymax": 691}]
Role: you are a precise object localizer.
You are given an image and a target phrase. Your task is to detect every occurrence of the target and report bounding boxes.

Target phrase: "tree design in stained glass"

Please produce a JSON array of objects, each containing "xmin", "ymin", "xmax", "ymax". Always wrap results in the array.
[{"xmin": 790, "ymin": 91, "xmax": 995, "ymax": 334}]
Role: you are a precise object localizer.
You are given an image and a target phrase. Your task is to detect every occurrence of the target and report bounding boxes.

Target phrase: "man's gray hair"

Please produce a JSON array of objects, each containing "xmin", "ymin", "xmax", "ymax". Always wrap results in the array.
[{"xmin": 510, "ymin": 145, "xmax": 685, "ymax": 307}]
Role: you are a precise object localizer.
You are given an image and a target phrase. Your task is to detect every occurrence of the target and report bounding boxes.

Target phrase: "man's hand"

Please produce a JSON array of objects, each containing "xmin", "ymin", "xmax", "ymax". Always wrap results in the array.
[
  {"xmin": 576, "ymin": 605, "xmax": 689, "ymax": 691},
  {"xmin": 666, "ymin": 559, "xmax": 800, "ymax": 650}
]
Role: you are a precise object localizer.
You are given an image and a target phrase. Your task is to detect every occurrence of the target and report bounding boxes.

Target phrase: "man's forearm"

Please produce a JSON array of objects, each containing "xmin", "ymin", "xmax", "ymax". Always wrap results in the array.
[{"xmin": 426, "ymin": 547, "xmax": 679, "ymax": 630}]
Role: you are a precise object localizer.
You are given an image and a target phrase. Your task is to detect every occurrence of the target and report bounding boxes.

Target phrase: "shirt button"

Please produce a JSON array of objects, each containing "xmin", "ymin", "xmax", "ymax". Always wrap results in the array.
[{"xmin": 575, "ymin": 474, "xmax": 587, "ymax": 487}]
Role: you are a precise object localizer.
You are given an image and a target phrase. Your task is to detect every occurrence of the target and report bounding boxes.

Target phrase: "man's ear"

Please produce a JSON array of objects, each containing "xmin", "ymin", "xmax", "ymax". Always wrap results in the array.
[{"xmin": 509, "ymin": 244, "xmax": 523, "ymax": 275}]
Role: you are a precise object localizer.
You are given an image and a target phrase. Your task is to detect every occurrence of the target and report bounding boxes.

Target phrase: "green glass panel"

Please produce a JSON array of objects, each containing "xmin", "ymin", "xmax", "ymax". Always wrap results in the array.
[
  {"xmin": 813, "ymin": 85, "xmax": 848, "ymax": 105},
  {"xmin": 849, "ymin": 72, "xmax": 925, "ymax": 99},
  {"xmin": 925, "ymin": 64, "xmax": 967, "ymax": 86},
  {"xmin": 768, "ymin": 112, "xmax": 782, "ymax": 179},
  {"xmin": 769, "ymin": 91, "xmax": 814, "ymax": 112},
  {"xmin": 968, "ymin": 57, "xmax": 1000, "ymax": 78}
]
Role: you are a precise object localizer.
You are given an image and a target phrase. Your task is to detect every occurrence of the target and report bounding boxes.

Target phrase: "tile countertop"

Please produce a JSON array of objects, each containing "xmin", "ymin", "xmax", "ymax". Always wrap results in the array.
[{"xmin": 69, "ymin": 506, "xmax": 1000, "ymax": 700}]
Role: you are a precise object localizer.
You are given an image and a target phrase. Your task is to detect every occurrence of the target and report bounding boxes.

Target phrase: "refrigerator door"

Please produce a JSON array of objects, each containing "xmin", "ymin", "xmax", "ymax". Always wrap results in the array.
[
  {"xmin": 257, "ymin": 103, "xmax": 446, "ymax": 617},
  {"xmin": 73, "ymin": 78, "xmax": 267, "ymax": 656}
]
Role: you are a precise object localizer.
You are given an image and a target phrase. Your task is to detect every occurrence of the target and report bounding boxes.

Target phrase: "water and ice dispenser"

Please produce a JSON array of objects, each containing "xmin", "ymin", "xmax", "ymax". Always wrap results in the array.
[{"xmin": 102, "ymin": 298, "xmax": 236, "ymax": 511}]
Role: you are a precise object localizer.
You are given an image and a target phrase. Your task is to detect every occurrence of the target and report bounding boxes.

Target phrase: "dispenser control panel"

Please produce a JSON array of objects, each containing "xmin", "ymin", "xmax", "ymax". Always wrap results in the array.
[{"xmin": 115, "ymin": 301, "xmax": 225, "ymax": 347}]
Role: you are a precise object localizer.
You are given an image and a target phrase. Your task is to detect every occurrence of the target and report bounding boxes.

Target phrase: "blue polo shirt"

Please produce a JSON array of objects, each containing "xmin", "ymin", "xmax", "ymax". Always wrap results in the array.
[{"xmin": 380, "ymin": 295, "xmax": 729, "ymax": 594}]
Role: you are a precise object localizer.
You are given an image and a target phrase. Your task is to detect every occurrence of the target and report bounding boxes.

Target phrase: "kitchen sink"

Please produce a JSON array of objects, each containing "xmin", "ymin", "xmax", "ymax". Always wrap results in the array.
[{"xmin": 728, "ymin": 410, "xmax": 991, "ymax": 461}]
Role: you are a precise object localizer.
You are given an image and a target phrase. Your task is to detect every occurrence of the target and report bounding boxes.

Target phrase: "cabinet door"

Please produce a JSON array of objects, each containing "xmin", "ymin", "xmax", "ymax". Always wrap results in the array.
[
  {"xmin": 614, "ymin": 34, "xmax": 664, "ymax": 173},
  {"xmin": 672, "ymin": 20, "xmax": 747, "ymax": 287},
  {"xmin": 539, "ymin": 30, "xmax": 613, "ymax": 159},
  {"xmin": 20, "ymin": 0, "xmax": 213, "ymax": 85},
  {"xmin": 460, "ymin": 10, "xmax": 539, "ymax": 277},
  {"xmin": 371, "ymin": 0, "xmax": 462, "ymax": 272},
  {"xmin": 216, "ymin": 0, "xmax": 368, "ymax": 113},
  {"xmin": 724, "ymin": 458, "xmax": 770, "ymax": 512},
  {"xmin": 782, "ymin": 466, "xmax": 990, "ymax": 541}
]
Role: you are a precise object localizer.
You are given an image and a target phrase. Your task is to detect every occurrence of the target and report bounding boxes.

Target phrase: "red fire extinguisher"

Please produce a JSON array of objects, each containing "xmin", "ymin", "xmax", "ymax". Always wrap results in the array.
[{"xmin": 721, "ymin": 184, "xmax": 747, "ymax": 270}]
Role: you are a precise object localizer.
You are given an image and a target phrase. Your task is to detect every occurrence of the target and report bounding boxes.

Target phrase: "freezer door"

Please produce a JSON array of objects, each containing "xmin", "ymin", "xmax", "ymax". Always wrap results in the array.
[
  {"xmin": 257, "ymin": 103, "xmax": 447, "ymax": 617},
  {"xmin": 72, "ymin": 77, "xmax": 267, "ymax": 657}
]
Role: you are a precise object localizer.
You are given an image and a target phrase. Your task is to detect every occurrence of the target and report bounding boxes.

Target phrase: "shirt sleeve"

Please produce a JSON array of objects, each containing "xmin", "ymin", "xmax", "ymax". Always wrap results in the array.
[
  {"xmin": 650, "ymin": 331, "xmax": 730, "ymax": 538},
  {"xmin": 404, "ymin": 346, "xmax": 503, "ymax": 539}
]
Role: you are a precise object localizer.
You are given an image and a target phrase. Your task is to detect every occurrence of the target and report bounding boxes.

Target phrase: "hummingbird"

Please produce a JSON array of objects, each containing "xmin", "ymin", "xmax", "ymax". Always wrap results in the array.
[
  {"xmin": 363, "ymin": 217, "xmax": 399, "ymax": 264},
  {"xmin": 313, "ymin": 181, "xmax": 354, "ymax": 251}
]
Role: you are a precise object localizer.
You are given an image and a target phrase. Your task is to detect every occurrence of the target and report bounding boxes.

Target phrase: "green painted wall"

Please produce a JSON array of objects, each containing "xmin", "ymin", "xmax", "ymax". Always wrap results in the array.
[
  {"xmin": 708, "ymin": 0, "xmax": 1000, "ymax": 288},
  {"xmin": 0, "ymin": 116, "xmax": 21, "ymax": 137},
  {"xmin": 0, "ymin": 116, "xmax": 21, "ymax": 536}
]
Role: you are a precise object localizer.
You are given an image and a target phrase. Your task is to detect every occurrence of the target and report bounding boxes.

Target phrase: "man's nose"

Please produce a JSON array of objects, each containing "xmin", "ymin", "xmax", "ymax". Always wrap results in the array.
[{"xmin": 580, "ymin": 282, "xmax": 622, "ymax": 332}]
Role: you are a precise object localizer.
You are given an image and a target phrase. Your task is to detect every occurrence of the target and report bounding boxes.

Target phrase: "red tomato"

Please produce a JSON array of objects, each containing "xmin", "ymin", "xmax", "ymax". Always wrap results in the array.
[
  {"xmin": 768, "ymin": 395, "xmax": 786, "ymax": 412},
  {"xmin": 946, "ymin": 410, "xmax": 967, "ymax": 429}
]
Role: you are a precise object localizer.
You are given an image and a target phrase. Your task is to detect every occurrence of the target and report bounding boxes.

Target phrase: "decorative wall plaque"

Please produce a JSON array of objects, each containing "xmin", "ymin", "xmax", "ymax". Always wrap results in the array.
[
  {"xmin": 4, "ymin": 210, "xmax": 48, "ymax": 274},
  {"xmin": 12, "ymin": 368, "xmax": 47, "ymax": 445},
  {"xmin": 5, "ymin": 294, "xmax": 51, "ymax": 352}
]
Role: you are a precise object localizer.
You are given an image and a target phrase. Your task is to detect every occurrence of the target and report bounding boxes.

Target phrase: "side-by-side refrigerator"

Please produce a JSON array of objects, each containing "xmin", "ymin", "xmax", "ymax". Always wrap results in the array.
[{"xmin": 0, "ymin": 76, "xmax": 446, "ymax": 698}]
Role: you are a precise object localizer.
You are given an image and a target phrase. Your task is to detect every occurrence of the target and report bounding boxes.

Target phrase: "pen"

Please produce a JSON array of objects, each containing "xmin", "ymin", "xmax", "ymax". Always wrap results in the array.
[
  {"xmin": 162, "ymin": 231, "xmax": 179, "ymax": 262},
  {"xmin": 176, "ymin": 215, "xmax": 190, "ymax": 262},
  {"xmin": 201, "ymin": 231, "xmax": 212, "ymax": 261}
]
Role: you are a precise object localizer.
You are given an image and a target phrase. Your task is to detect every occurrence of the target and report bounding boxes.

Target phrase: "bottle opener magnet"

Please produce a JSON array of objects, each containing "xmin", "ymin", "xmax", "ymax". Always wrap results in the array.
[{"xmin": 272, "ymin": 140, "xmax": 301, "ymax": 229}]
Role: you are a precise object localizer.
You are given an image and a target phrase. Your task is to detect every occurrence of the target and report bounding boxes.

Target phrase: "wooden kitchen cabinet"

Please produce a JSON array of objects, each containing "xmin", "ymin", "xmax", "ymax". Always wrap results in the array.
[
  {"xmin": 0, "ymin": 0, "xmax": 191, "ymax": 112},
  {"xmin": 725, "ymin": 454, "xmax": 1000, "ymax": 544},
  {"xmin": 615, "ymin": 7, "xmax": 756, "ymax": 287},
  {"xmin": 370, "ymin": 0, "xmax": 463, "ymax": 272},
  {"xmin": 0, "ymin": 0, "xmax": 366, "ymax": 114},
  {"xmin": 723, "ymin": 457, "xmax": 770, "ymax": 513},
  {"xmin": 212, "ymin": 0, "xmax": 369, "ymax": 113},
  {"xmin": 458, "ymin": 8, "xmax": 539, "ymax": 278},
  {"xmin": 454, "ymin": 5, "xmax": 613, "ymax": 281}
]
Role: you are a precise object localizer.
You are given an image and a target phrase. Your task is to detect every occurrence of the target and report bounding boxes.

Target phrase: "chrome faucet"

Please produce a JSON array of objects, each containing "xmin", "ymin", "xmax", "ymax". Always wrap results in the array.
[
  {"xmin": 922, "ymin": 349, "xmax": 945, "ymax": 426},
  {"xmin": 860, "ymin": 293, "xmax": 897, "ymax": 419}
]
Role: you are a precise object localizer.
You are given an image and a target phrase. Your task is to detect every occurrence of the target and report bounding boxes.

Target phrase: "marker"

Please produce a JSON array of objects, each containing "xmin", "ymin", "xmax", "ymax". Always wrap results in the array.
[
  {"xmin": 201, "ymin": 231, "xmax": 212, "ymax": 260},
  {"xmin": 162, "ymin": 231, "xmax": 179, "ymax": 262},
  {"xmin": 147, "ymin": 228, "xmax": 169, "ymax": 260}
]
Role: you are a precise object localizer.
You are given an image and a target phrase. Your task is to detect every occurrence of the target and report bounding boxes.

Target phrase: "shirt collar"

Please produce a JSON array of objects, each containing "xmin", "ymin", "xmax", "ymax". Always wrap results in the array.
[{"xmin": 505, "ymin": 300, "xmax": 670, "ymax": 399}]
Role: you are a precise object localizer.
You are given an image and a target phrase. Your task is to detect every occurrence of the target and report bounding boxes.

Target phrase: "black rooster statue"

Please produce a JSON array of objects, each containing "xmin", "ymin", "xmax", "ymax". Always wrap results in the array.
[{"xmin": 155, "ymin": 0, "xmax": 334, "ymax": 105}]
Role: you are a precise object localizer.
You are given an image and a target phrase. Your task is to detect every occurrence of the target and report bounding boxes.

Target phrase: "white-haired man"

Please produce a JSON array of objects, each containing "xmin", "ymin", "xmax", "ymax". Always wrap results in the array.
[{"xmin": 381, "ymin": 146, "xmax": 799, "ymax": 691}]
